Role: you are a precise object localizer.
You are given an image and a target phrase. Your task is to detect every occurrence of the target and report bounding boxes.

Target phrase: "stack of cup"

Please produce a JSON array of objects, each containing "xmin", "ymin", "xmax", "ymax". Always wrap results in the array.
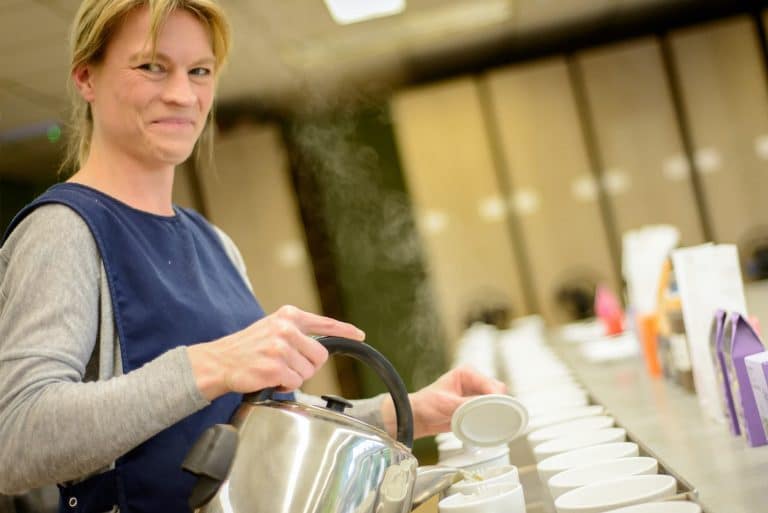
[
  {"xmin": 435, "ymin": 394, "xmax": 530, "ymax": 513},
  {"xmin": 437, "ymin": 394, "xmax": 527, "ymax": 471},
  {"xmin": 474, "ymin": 317, "xmax": 698, "ymax": 513},
  {"xmin": 553, "ymin": 474, "xmax": 678, "ymax": 512},
  {"xmin": 438, "ymin": 481, "xmax": 526, "ymax": 513},
  {"xmin": 453, "ymin": 323, "xmax": 499, "ymax": 379},
  {"xmin": 536, "ymin": 442, "xmax": 641, "ymax": 488},
  {"xmin": 497, "ymin": 318, "xmax": 684, "ymax": 513},
  {"xmin": 602, "ymin": 502, "xmax": 702, "ymax": 512}
]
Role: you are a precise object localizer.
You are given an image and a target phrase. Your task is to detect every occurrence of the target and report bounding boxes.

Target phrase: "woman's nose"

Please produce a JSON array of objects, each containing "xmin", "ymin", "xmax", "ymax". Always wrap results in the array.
[{"xmin": 162, "ymin": 70, "xmax": 196, "ymax": 106}]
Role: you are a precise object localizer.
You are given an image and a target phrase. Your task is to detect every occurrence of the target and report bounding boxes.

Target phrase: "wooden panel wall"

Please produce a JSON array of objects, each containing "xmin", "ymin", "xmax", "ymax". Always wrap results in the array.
[
  {"xmin": 485, "ymin": 58, "xmax": 619, "ymax": 323},
  {"xmin": 670, "ymin": 17, "xmax": 768, "ymax": 261},
  {"xmin": 578, "ymin": 38, "xmax": 705, "ymax": 247},
  {"xmin": 391, "ymin": 77, "xmax": 529, "ymax": 350}
]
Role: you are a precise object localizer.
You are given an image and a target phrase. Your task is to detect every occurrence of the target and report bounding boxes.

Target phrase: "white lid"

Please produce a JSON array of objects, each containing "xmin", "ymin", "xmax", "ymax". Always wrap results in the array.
[{"xmin": 451, "ymin": 394, "xmax": 528, "ymax": 447}]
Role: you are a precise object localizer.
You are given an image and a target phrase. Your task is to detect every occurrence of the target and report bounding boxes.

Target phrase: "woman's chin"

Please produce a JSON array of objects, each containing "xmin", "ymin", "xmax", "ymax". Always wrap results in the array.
[{"xmin": 150, "ymin": 144, "xmax": 196, "ymax": 167}]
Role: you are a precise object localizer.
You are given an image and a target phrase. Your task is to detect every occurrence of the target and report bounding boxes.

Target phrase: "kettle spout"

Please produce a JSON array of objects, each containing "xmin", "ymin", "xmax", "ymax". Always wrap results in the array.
[{"xmin": 410, "ymin": 466, "xmax": 463, "ymax": 509}]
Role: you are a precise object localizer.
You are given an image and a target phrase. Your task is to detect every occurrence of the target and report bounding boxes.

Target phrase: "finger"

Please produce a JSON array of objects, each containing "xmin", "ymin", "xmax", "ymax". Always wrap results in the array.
[
  {"xmin": 282, "ymin": 340, "xmax": 318, "ymax": 381},
  {"xmin": 278, "ymin": 324, "xmax": 329, "ymax": 368},
  {"xmin": 455, "ymin": 366, "xmax": 507, "ymax": 396},
  {"xmin": 276, "ymin": 366, "xmax": 304, "ymax": 392},
  {"xmin": 275, "ymin": 305, "xmax": 365, "ymax": 341}
]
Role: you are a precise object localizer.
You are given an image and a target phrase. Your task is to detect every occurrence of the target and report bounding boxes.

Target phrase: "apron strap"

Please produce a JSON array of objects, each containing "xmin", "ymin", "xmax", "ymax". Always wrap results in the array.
[{"xmin": 58, "ymin": 469, "xmax": 119, "ymax": 513}]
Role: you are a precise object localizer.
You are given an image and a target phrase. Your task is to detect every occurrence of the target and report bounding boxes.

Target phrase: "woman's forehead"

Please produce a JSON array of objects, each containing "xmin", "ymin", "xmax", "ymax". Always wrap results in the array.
[{"xmin": 106, "ymin": 5, "xmax": 214, "ymax": 60}]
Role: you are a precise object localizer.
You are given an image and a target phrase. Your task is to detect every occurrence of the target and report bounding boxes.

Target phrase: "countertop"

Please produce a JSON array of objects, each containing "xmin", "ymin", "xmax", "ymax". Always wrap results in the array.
[{"xmin": 554, "ymin": 332, "xmax": 768, "ymax": 513}]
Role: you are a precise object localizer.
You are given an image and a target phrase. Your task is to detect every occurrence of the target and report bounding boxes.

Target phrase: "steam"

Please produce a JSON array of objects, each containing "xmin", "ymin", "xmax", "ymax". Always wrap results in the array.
[{"xmin": 289, "ymin": 102, "xmax": 446, "ymax": 389}]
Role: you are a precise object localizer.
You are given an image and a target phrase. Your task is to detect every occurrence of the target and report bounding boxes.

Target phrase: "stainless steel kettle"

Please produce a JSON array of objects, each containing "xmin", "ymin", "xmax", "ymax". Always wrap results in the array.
[{"xmin": 182, "ymin": 336, "xmax": 461, "ymax": 513}]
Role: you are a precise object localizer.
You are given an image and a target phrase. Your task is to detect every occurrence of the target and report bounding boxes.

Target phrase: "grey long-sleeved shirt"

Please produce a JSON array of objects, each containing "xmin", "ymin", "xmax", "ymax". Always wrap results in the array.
[{"xmin": 0, "ymin": 204, "xmax": 384, "ymax": 495}]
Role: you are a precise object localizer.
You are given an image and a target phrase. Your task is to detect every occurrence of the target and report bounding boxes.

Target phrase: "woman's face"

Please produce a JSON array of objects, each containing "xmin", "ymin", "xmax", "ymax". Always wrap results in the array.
[{"xmin": 78, "ymin": 6, "xmax": 216, "ymax": 168}]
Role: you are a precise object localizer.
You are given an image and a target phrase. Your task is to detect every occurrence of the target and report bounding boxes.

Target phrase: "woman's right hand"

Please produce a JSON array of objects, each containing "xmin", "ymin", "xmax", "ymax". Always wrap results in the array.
[{"xmin": 186, "ymin": 305, "xmax": 365, "ymax": 401}]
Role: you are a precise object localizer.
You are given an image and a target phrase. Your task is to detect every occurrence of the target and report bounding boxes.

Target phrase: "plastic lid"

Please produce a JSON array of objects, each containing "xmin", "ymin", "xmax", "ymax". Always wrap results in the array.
[{"xmin": 451, "ymin": 394, "xmax": 528, "ymax": 447}]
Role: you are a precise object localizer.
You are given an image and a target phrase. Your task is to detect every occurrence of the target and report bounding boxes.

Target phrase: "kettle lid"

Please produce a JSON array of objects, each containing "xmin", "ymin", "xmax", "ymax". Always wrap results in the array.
[{"xmin": 451, "ymin": 394, "xmax": 528, "ymax": 447}]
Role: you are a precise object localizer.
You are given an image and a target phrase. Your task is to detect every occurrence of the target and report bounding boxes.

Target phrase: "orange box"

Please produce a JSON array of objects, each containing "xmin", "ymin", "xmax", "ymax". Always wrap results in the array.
[{"xmin": 638, "ymin": 313, "xmax": 662, "ymax": 378}]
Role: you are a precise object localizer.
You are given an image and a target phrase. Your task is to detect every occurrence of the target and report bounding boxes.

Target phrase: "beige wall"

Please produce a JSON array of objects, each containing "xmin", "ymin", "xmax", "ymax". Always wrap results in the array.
[
  {"xmin": 578, "ymin": 38, "xmax": 705, "ymax": 247},
  {"xmin": 190, "ymin": 123, "xmax": 340, "ymax": 396},
  {"xmin": 485, "ymin": 58, "xmax": 619, "ymax": 323},
  {"xmin": 670, "ymin": 17, "xmax": 768, "ymax": 257},
  {"xmin": 172, "ymin": 161, "xmax": 198, "ymax": 210},
  {"xmin": 391, "ymin": 77, "xmax": 529, "ymax": 350}
]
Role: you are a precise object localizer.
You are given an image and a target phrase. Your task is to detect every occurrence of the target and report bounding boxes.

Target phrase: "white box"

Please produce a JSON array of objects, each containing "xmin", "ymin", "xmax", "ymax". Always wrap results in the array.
[{"xmin": 745, "ymin": 351, "xmax": 768, "ymax": 439}]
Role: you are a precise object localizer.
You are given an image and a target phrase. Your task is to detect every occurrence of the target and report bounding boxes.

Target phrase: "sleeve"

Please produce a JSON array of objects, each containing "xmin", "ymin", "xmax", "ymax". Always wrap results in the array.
[
  {"xmin": 211, "ymin": 225, "xmax": 254, "ymax": 294},
  {"xmin": 0, "ymin": 205, "xmax": 208, "ymax": 495},
  {"xmin": 295, "ymin": 391, "xmax": 387, "ymax": 430}
]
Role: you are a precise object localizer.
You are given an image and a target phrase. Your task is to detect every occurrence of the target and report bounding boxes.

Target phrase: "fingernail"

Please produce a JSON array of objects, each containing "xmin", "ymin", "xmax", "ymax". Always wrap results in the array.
[{"xmin": 357, "ymin": 329, "xmax": 366, "ymax": 340}]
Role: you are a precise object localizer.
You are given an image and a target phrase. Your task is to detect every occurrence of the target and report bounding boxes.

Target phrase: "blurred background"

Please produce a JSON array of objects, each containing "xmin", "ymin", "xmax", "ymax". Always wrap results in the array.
[{"xmin": 3, "ymin": 0, "xmax": 768, "ymax": 484}]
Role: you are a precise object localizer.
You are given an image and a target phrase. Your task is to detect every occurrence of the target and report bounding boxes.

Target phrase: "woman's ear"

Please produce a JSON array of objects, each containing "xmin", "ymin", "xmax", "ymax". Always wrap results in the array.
[{"xmin": 72, "ymin": 63, "xmax": 96, "ymax": 102}]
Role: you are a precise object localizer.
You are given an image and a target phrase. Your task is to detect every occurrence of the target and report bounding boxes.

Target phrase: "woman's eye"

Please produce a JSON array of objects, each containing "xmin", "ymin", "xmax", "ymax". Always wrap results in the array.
[
  {"xmin": 190, "ymin": 67, "xmax": 212, "ymax": 77},
  {"xmin": 137, "ymin": 63, "xmax": 164, "ymax": 73}
]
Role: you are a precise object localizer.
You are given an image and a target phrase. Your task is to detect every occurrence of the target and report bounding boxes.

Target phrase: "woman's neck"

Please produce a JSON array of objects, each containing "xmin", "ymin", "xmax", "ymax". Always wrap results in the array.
[{"xmin": 68, "ymin": 146, "xmax": 176, "ymax": 216}]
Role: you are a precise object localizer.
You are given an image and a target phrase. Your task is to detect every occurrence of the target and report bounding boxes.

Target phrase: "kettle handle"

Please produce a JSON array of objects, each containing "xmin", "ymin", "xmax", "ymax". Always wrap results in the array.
[{"xmin": 243, "ymin": 336, "xmax": 415, "ymax": 448}]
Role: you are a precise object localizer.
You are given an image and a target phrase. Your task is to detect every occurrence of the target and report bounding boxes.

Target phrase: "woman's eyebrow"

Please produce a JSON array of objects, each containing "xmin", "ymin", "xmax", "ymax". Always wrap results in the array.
[
  {"xmin": 191, "ymin": 56, "xmax": 216, "ymax": 67},
  {"xmin": 128, "ymin": 51, "xmax": 167, "ymax": 64},
  {"xmin": 128, "ymin": 52, "xmax": 215, "ymax": 66}
]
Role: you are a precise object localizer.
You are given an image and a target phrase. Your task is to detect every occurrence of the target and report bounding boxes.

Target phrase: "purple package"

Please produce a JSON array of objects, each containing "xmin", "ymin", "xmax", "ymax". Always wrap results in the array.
[
  {"xmin": 724, "ymin": 312, "xmax": 768, "ymax": 446},
  {"xmin": 711, "ymin": 310, "xmax": 740, "ymax": 435}
]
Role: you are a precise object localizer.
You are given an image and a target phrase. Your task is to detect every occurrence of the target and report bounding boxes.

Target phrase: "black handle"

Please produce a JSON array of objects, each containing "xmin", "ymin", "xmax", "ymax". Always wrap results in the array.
[{"xmin": 243, "ymin": 336, "xmax": 414, "ymax": 448}]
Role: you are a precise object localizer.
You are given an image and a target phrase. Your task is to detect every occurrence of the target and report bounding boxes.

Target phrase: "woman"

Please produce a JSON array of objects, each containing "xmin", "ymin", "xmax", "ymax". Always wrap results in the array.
[{"xmin": 0, "ymin": 1, "xmax": 506, "ymax": 512}]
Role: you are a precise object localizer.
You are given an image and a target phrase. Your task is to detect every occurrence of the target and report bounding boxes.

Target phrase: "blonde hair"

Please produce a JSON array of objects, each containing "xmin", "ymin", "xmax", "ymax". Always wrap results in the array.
[{"xmin": 62, "ymin": 0, "xmax": 230, "ymax": 174}]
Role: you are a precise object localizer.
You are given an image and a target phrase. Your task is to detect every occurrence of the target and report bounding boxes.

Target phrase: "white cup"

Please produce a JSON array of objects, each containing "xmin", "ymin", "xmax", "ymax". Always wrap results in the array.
[
  {"xmin": 436, "ymin": 432, "xmax": 459, "ymax": 445},
  {"xmin": 554, "ymin": 474, "xmax": 677, "ymax": 513},
  {"xmin": 437, "ymin": 445, "xmax": 510, "ymax": 472},
  {"xmin": 536, "ymin": 442, "xmax": 639, "ymax": 485},
  {"xmin": 514, "ymin": 380, "xmax": 584, "ymax": 395},
  {"xmin": 527, "ymin": 405, "xmax": 605, "ymax": 433},
  {"xmin": 533, "ymin": 428, "xmax": 627, "ymax": 462},
  {"xmin": 446, "ymin": 464, "xmax": 519, "ymax": 496},
  {"xmin": 526, "ymin": 396, "xmax": 591, "ymax": 417},
  {"xmin": 438, "ymin": 482, "xmax": 526, "ymax": 513},
  {"xmin": 548, "ymin": 456, "xmax": 659, "ymax": 499},
  {"xmin": 528, "ymin": 416, "xmax": 615, "ymax": 446},
  {"xmin": 438, "ymin": 438, "xmax": 465, "ymax": 461},
  {"xmin": 517, "ymin": 385, "xmax": 586, "ymax": 401},
  {"xmin": 602, "ymin": 502, "xmax": 702, "ymax": 513}
]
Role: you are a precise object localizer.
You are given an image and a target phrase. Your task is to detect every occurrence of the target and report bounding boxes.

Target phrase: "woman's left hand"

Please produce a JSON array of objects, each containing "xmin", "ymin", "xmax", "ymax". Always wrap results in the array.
[{"xmin": 382, "ymin": 365, "xmax": 507, "ymax": 440}]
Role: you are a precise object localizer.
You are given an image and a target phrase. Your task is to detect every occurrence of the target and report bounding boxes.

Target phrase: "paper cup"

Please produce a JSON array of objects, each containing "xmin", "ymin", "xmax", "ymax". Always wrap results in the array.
[
  {"xmin": 603, "ymin": 502, "xmax": 701, "ymax": 513},
  {"xmin": 533, "ymin": 428, "xmax": 627, "ymax": 462},
  {"xmin": 554, "ymin": 475, "xmax": 677, "ymax": 513},
  {"xmin": 438, "ymin": 438, "xmax": 465, "ymax": 461},
  {"xmin": 439, "ymin": 482, "xmax": 526, "ymax": 513},
  {"xmin": 527, "ymin": 405, "xmax": 606, "ymax": 433},
  {"xmin": 526, "ymin": 396, "xmax": 591, "ymax": 417},
  {"xmin": 447, "ymin": 465, "xmax": 519, "ymax": 496},
  {"xmin": 536, "ymin": 442, "xmax": 639, "ymax": 485},
  {"xmin": 528, "ymin": 416, "xmax": 615, "ymax": 445},
  {"xmin": 549, "ymin": 457, "xmax": 658, "ymax": 499},
  {"xmin": 438, "ymin": 445, "xmax": 510, "ymax": 472}
]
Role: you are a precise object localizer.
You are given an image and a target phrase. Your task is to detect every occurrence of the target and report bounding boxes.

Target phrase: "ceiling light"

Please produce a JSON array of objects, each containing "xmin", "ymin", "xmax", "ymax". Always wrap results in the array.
[{"xmin": 323, "ymin": 0, "xmax": 405, "ymax": 25}]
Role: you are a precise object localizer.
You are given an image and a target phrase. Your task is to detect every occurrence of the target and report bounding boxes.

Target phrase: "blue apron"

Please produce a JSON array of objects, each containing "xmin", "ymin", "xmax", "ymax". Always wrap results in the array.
[{"xmin": 3, "ymin": 183, "xmax": 288, "ymax": 513}]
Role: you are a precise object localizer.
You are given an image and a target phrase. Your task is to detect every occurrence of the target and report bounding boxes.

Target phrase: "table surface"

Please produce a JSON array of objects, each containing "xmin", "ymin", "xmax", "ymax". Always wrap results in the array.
[{"xmin": 554, "ymin": 286, "xmax": 768, "ymax": 513}]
